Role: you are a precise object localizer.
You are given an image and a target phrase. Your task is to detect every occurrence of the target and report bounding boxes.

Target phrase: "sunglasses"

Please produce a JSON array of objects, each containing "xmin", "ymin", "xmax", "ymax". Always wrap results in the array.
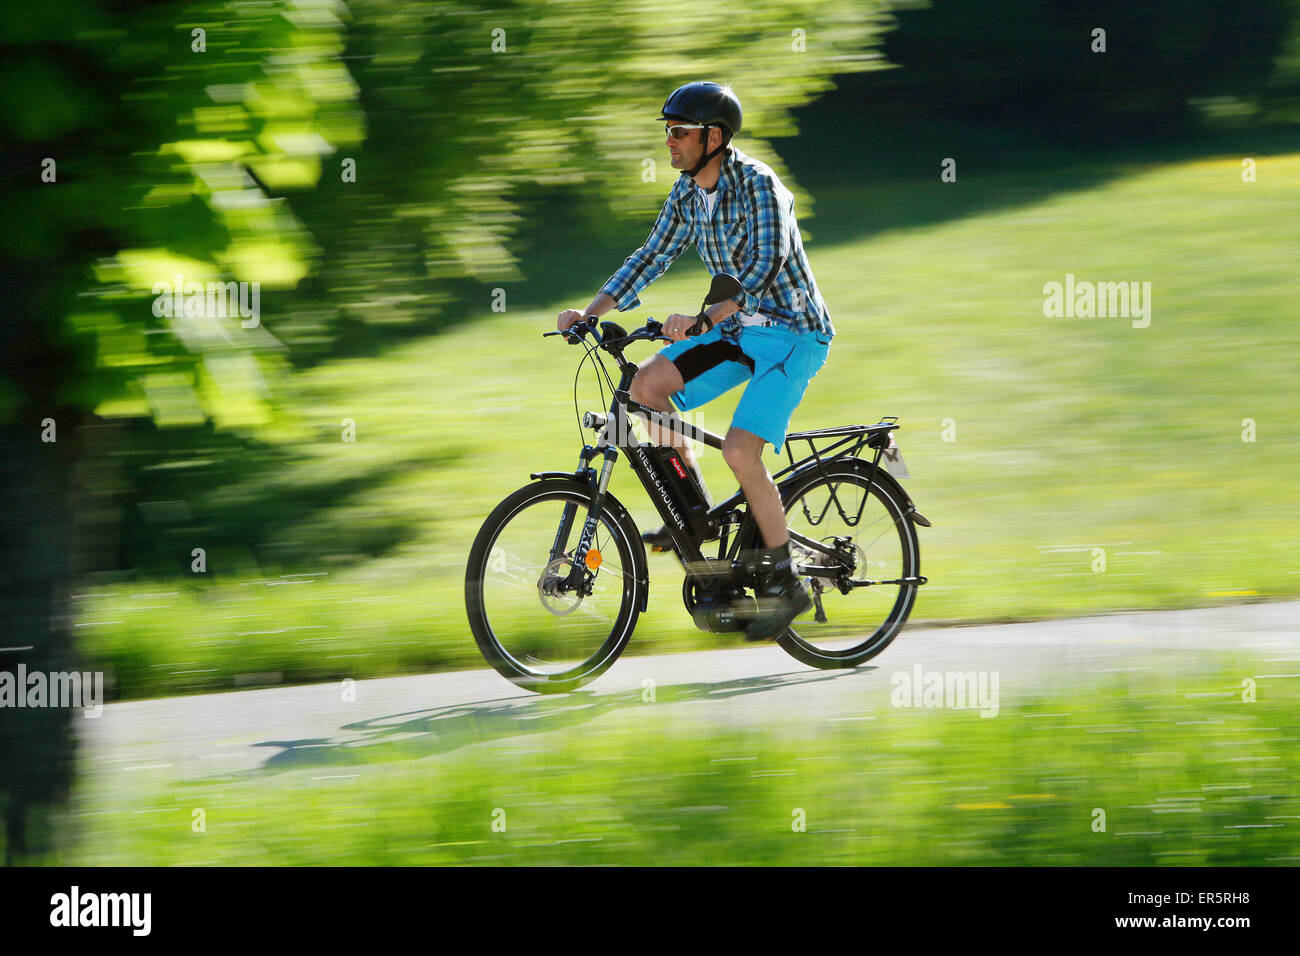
[{"xmin": 665, "ymin": 123, "xmax": 708, "ymax": 139}]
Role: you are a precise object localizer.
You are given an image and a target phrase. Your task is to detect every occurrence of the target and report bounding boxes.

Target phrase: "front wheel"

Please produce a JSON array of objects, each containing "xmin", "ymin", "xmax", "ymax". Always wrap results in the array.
[
  {"xmin": 465, "ymin": 479, "xmax": 646, "ymax": 693},
  {"xmin": 769, "ymin": 461, "xmax": 922, "ymax": 669}
]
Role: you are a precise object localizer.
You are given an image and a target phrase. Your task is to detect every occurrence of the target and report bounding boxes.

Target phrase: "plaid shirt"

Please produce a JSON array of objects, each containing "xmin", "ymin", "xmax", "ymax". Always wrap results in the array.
[{"xmin": 599, "ymin": 146, "xmax": 834, "ymax": 338}]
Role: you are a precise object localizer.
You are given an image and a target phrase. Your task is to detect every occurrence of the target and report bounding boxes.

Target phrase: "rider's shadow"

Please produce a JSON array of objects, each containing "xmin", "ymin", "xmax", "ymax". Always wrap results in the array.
[{"xmin": 245, "ymin": 667, "xmax": 871, "ymax": 776}]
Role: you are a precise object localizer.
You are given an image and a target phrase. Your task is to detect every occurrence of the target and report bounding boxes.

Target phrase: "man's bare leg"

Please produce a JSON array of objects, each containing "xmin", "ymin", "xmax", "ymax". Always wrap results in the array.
[
  {"xmin": 719, "ymin": 427, "xmax": 785, "ymax": 548},
  {"xmin": 720, "ymin": 426, "xmax": 812, "ymax": 640}
]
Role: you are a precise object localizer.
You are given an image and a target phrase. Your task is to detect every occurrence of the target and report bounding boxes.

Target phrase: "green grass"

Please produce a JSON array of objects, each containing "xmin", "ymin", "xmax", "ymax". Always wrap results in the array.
[
  {"xmin": 56, "ymin": 661, "xmax": 1300, "ymax": 865},
  {"xmin": 79, "ymin": 149, "xmax": 1300, "ymax": 699}
]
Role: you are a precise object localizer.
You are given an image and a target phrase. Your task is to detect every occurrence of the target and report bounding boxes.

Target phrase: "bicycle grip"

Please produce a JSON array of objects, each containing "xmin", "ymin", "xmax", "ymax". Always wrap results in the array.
[
  {"xmin": 686, "ymin": 311, "xmax": 714, "ymax": 337},
  {"xmin": 564, "ymin": 314, "xmax": 599, "ymax": 344}
]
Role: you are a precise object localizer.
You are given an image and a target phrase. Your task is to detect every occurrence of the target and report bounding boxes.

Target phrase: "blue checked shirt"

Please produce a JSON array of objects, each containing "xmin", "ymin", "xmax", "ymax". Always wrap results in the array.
[{"xmin": 599, "ymin": 146, "xmax": 834, "ymax": 338}]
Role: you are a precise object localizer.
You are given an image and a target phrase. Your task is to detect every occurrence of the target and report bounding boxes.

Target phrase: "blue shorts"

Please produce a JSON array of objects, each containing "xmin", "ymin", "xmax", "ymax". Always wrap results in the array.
[{"xmin": 658, "ymin": 323, "xmax": 831, "ymax": 454}]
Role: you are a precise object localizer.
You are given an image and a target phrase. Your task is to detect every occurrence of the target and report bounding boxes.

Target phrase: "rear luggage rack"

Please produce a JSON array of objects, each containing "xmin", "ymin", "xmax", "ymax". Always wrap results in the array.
[
  {"xmin": 777, "ymin": 417, "xmax": 900, "ymax": 481},
  {"xmin": 784, "ymin": 419, "xmax": 898, "ymax": 442},
  {"xmin": 774, "ymin": 418, "xmax": 906, "ymax": 532}
]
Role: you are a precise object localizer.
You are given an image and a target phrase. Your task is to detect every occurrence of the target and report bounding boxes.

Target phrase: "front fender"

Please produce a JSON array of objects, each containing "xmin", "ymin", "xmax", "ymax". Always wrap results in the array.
[{"xmin": 530, "ymin": 469, "xmax": 596, "ymax": 486}]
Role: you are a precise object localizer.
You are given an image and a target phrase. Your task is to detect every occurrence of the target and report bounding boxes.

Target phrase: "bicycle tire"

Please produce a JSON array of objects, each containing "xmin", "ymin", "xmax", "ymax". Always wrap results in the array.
[
  {"xmin": 465, "ymin": 478, "xmax": 647, "ymax": 693},
  {"xmin": 747, "ymin": 459, "xmax": 921, "ymax": 669}
]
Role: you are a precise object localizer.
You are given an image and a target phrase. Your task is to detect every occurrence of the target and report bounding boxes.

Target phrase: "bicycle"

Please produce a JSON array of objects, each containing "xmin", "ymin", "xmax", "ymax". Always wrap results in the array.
[{"xmin": 465, "ymin": 273, "xmax": 931, "ymax": 693}]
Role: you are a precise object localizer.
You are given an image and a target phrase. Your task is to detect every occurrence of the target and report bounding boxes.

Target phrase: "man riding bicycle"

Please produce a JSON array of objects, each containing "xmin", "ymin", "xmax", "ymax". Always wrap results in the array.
[{"xmin": 556, "ymin": 81, "xmax": 835, "ymax": 641}]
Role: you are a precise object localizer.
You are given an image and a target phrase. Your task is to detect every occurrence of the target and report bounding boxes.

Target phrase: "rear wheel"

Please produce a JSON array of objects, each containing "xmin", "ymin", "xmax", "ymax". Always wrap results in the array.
[
  {"xmin": 465, "ymin": 479, "xmax": 645, "ymax": 693},
  {"xmin": 768, "ymin": 462, "xmax": 921, "ymax": 668}
]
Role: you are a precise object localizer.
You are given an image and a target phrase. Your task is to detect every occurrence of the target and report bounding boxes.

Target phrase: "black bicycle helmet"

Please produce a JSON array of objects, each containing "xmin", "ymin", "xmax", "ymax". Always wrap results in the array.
[{"xmin": 659, "ymin": 81, "xmax": 742, "ymax": 178}]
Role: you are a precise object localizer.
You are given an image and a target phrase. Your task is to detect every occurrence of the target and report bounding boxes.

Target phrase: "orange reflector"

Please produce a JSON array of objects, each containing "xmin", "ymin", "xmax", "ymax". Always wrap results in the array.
[{"xmin": 585, "ymin": 549, "xmax": 602, "ymax": 570}]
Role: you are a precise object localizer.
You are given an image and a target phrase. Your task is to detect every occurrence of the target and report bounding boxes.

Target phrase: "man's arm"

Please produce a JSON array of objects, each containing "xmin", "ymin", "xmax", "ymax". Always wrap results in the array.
[
  {"xmin": 598, "ymin": 195, "xmax": 692, "ymax": 312},
  {"xmin": 704, "ymin": 298, "xmax": 741, "ymax": 325},
  {"xmin": 581, "ymin": 291, "xmax": 617, "ymax": 319},
  {"xmin": 733, "ymin": 174, "xmax": 792, "ymax": 315},
  {"xmin": 557, "ymin": 292, "xmax": 617, "ymax": 332}
]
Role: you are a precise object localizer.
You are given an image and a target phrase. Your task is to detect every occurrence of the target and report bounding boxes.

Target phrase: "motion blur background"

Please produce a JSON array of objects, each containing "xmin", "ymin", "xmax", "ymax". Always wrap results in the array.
[{"xmin": 2, "ymin": 0, "xmax": 1298, "ymax": 863}]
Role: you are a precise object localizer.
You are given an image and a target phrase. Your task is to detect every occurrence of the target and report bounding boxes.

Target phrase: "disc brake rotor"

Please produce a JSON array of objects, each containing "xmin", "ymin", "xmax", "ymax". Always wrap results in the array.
[{"xmin": 537, "ymin": 555, "xmax": 584, "ymax": 616}]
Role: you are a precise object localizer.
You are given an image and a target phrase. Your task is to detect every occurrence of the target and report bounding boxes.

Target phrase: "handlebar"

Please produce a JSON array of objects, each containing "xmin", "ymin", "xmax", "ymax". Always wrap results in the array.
[
  {"xmin": 546, "ymin": 273, "xmax": 736, "ymax": 348},
  {"xmin": 542, "ymin": 313, "xmax": 600, "ymax": 345},
  {"xmin": 543, "ymin": 315, "xmax": 670, "ymax": 351}
]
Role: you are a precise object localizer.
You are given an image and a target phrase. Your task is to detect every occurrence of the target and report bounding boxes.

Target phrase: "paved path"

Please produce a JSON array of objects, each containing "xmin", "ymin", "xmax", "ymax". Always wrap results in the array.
[{"xmin": 79, "ymin": 602, "xmax": 1300, "ymax": 783}]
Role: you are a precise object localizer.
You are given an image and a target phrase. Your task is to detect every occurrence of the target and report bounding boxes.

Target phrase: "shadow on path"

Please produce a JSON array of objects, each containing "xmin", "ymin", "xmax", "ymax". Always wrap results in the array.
[{"xmin": 246, "ymin": 666, "xmax": 872, "ymax": 775}]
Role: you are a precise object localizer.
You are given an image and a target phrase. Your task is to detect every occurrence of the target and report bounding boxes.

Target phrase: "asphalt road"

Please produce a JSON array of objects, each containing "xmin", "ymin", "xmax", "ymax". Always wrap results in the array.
[{"xmin": 78, "ymin": 601, "xmax": 1300, "ymax": 785}]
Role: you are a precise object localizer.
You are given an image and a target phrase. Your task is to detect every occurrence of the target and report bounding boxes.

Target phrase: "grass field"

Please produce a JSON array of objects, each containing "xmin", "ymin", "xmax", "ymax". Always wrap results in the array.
[
  {"xmin": 78, "ymin": 146, "xmax": 1300, "ymax": 700},
  {"xmin": 56, "ymin": 660, "xmax": 1300, "ymax": 865}
]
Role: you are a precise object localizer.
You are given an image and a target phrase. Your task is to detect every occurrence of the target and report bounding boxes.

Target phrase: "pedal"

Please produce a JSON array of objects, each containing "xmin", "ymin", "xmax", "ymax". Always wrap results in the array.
[{"xmin": 642, "ymin": 526, "xmax": 677, "ymax": 553}]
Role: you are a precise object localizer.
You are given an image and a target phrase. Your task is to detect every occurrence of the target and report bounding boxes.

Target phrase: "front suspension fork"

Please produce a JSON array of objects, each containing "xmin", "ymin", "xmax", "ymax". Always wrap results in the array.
[{"xmin": 561, "ymin": 447, "xmax": 618, "ymax": 594}]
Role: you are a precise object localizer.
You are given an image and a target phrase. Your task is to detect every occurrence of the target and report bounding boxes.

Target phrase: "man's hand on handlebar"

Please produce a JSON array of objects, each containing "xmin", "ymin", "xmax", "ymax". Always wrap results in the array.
[
  {"xmin": 663, "ymin": 312, "xmax": 710, "ymax": 341},
  {"xmin": 556, "ymin": 309, "xmax": 587, "ymax": 333},
  {"xmin": 555, "ymin": 310, "xmax": 599, "ymax": 344},
  {"xmin": 556, "ymin": 293, "xmax": 616, "ymax": 338}
]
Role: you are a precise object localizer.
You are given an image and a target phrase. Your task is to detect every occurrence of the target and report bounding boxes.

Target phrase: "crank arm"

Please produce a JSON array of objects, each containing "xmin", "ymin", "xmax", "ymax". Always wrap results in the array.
[
  {"xmin": 797, "ymin": 563, "xmax": 853, "ymax": 578},
  {"xmin": 846, "ymin": 575, "xmax": 928, "ymax": 588},
  {"xmin": 787, "ymin": 529, "xmax": 844, "ymax": 560}
]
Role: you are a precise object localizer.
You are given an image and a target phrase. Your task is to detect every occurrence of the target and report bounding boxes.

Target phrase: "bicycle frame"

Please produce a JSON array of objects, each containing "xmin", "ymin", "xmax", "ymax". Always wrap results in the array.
[{"xmin": 541, "ymin": 341, "xmax": 918, "ymax": 590}]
